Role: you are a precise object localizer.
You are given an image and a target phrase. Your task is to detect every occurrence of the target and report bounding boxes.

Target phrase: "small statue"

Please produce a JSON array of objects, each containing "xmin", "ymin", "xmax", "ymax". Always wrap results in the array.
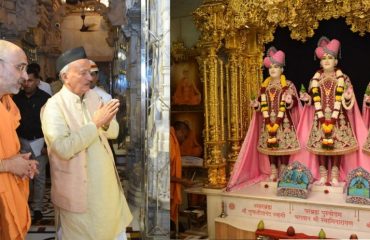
[
  {"xmin": 295, "ymin": 167, "xmax": 304, "ymax": 185},
  {"xmin": 283, "ymin": 166, "xmax": 294, "ymax": 183},
  {"xmin": 346, "ymin": 167, "xmax": 370, "ymax": 205},
  {"xmin": 277, "ymin": 161, "xmax": 313, "ymax": 199}
]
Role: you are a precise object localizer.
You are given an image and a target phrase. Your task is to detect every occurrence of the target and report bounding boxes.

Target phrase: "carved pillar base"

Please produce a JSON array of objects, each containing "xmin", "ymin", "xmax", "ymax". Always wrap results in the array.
[
  {"xmin": 227, "ymin": 140, "xmax": 240, "ymax": 175},
  {"xmin": 205, "ymin": 163, "xmax": 227, "ymax": 188}
]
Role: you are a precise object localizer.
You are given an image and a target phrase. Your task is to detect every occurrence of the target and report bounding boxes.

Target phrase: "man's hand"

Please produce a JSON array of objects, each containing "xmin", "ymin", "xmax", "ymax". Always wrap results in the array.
[
  {"xmin": 300, "ymin": 92, "xmax": 310, "ymax": 102},
  {"xmin": 250, "ymin": 99, "xmax": 259, "ymax": 108},
  {"xmin": 41, "ymin": 146, "xmax": 47, "ymax": 155},
  {"xmin": 93, "ymin": 99, "xmax": 120, "ymax": 128},
  {"xmin": 171, "ymin": 176, "xmax": 194, "ymax": 187},
  {"xmin": 3, "ymin": 153, "xmax": 39, "ymax": 178},
  {"xmin": 344, "ymin": 86, "xmax": 353, "ymax": 100},
  {"xmin": 282, "ymin": 92, "xmax": 292, "ymax": 104},
  {"xmin": 365, "ymin": 95, "xmax": 370, "ymax": 103},
  {"xmin": 182, "ymin": 179, "xmax": 195, "ymax": 187}
]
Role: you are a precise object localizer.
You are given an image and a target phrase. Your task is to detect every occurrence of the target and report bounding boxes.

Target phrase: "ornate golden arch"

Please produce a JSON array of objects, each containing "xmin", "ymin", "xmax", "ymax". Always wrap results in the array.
[{"xmin": 193, "ymin": 0, "xmax": 370, "ymax": 188}]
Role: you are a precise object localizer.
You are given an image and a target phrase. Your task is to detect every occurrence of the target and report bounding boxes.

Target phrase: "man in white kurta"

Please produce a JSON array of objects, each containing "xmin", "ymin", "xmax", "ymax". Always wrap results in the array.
[{"xmin": 41, "ymin": 47, "xmax": 132, "ymax": 239}]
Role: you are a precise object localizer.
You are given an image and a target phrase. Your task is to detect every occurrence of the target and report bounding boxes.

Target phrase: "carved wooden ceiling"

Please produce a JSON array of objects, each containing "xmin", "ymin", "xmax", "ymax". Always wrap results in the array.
[
  {"xmin": 193, "ymin": 0, "xmax": 370, "ymax": 45},
  {"xmin": 227, "ymin": 0, "xmax": 370, "ymax": 43}
]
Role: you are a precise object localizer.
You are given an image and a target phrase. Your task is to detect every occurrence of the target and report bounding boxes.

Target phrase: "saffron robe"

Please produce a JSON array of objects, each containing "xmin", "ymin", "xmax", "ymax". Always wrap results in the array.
[
  {"xmin": 170, "ymin": 127, "xmax": 182, "ymax": 222},
  {"xmin": 0, "ymin": 95, "xmax": 31, "ymax": 240}
]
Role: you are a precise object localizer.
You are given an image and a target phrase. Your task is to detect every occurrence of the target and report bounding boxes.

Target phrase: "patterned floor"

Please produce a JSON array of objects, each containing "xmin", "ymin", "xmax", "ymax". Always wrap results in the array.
[{"xmin": 26, "ymin": 166, "xmax": 141, "ymax": 240}]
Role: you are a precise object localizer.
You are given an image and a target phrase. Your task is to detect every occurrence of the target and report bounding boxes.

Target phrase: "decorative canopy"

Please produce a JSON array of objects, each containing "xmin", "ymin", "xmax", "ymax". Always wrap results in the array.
[{"xmin": 195, "ymin": 0, "xmax": 370, "ymax": 43}]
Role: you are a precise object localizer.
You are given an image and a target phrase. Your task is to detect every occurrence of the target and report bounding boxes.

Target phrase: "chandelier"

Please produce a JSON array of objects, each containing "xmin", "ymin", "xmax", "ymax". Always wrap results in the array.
[
  {"xmin": 61, "ymin": 0, "xmax": 109, "ymax": 14},
  {"xmin": 62, "ymin": 0, "xmax": 109, "ymax": 7}
]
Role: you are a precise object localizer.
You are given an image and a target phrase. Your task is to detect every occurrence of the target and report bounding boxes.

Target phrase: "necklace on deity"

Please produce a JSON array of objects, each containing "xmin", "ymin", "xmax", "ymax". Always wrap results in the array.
[
  {"xmin": 311, "ymin": 69, "xmax": 345, "ymax": 149},
  {"xmin": 269, "ymin": 89, "xmax": 277, "ymax": 103},
  {"xmin": 323, "ymin": 80, "xmax": 335, "ymax": 97},
  {"xmin": 260, "ymin": 75, "xmax": 288, "ymax": 148}
]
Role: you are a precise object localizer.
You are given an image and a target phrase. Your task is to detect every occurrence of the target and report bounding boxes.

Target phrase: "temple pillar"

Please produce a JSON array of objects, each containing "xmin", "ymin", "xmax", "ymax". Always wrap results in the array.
[
  {"xmin": 194, "ymin": 0, "xmax": 228, "ymax": 188},
  {"xmin": 122, "ymin": 3, "xmax": 142, "ymax": 231},
  {"xmin": 141, "ymin": 0, "xmax": 171, "ymax": 235},
  {"xmin": 241, "ymin": 29, "xmax": 263, "ymax": 137},
  {"xmin": 224, "ymin": 30, "xmax": 242, "ymax": 175}
]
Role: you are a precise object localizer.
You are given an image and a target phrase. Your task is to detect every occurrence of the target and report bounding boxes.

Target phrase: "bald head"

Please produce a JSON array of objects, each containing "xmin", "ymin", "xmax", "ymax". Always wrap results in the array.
[
  {"xmin": 0, "ymin": 40, "xmax": 28, "ymax": 97},
  {"xmin": 0, "ymin": 40, "xmax": 25, "ymax": 60}
]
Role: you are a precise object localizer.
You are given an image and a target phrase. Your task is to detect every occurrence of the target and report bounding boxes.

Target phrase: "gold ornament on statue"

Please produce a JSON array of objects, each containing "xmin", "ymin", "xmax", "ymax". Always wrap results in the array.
[{"xmin": 193, "ymin": 0, "xmax": 370, "ymax": 185}]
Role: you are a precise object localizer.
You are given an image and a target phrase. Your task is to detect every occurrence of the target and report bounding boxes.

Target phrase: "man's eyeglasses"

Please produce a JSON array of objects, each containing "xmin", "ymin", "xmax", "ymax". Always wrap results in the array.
[
  {"xmin": 0, "ymin": 58, "xmax": 28, "ymax": 72},
  {"xmin": 90, "ymin": 71, "xmax": 99, "ymax": 77}
]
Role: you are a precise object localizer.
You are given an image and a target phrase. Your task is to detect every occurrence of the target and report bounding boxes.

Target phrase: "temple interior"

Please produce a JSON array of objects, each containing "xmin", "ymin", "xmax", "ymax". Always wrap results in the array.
[
  {"xmin": 2, "ymin": 0, "xmax": 370, "ymax": 239},
  {"xmin": 1, "ymin": 0, "xmax": 169, "ymax": 239},
  {"xmin": 170, "ymin": 0, "xmax": 370, "ymax": 239}
]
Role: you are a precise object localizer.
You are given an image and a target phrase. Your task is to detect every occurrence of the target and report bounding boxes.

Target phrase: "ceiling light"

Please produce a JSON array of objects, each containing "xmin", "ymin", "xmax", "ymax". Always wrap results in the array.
[{"xmin": 61, "ymin": 0, "xmax": 109, "ymax": 7}]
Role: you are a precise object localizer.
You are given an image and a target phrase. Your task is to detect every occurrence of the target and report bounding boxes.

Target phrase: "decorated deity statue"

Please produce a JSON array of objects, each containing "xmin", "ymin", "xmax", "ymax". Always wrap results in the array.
[
  {"xmin": 299, "ymin": 37, "xmax": 364, "ymax": 185},
  {"xmin": 227, "ymin": 47, "xmax": 301, "ymax": 190},
  {"xmin": 253, "ymin": 47, "xmax": 301, "ymax": 180}
]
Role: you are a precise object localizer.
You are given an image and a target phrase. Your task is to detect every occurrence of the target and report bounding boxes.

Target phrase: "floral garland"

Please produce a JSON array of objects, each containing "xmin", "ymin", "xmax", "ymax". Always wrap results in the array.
[
  {"xmin": 260, "ymin": 75, "xmax": 288, "ymax": 148},
  {"xmin": 311, "ymin": 69, "xmax": 345, "ymax": 150}
]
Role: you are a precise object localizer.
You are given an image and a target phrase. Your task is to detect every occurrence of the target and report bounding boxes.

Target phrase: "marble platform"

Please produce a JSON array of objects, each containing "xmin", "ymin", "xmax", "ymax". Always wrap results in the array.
[
  {"xmin": 259, "ymin": 180, "xmax": 346, "ymax": 194},
  {"xmin": 311, "ymin": 181, "xmax": 346, "ymax": 193},
  {"xmin": 188, "ymin": 183, "xmax": 370, "ymax": 239}
]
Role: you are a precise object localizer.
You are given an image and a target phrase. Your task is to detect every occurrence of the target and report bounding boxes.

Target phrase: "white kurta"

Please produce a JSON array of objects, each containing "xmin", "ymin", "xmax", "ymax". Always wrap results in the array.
[{"xmin": 42, "ymin": 86, "xmax": 132, "ymax": 239}]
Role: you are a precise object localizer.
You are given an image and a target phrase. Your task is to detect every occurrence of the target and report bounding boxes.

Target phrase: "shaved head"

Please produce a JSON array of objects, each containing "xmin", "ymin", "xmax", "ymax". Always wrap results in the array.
[
  {"xmin": 0, "ymin": 40, "xmax": 28, "ymax": 97},
  {"xmin": 0, "ymin": 40, "xmax": 25, "ymax": 60}
]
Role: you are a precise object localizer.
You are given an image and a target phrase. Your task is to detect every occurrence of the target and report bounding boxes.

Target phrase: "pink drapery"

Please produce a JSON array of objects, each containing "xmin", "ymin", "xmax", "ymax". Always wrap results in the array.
[
  {"xmin": 227, "ymin": 98, "xmax": 302, "ymax": 191},
  {"xmin": 227, "ymin": 97, "xmax": 370, "ymax": 191},
  {"xmin": 226, "ymin": 112, "xmax": 270, "ymax": 191},
  {"xmin": 288, "ymin": 105, "xmax": 319, "ymax": 179},
  {"xmin": 343, "ymin": 101, "xmax": 370, "ymax": 179},
  {"xmin": 289, "ymin": 101, "xmax": 370, "ymax": 181}
]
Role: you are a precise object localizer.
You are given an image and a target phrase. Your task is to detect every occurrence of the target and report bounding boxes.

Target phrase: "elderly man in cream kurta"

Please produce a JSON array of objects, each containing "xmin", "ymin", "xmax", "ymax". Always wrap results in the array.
[{"xmin": 41, "ymin": 47, "xmax": 132, "ymax": 240}]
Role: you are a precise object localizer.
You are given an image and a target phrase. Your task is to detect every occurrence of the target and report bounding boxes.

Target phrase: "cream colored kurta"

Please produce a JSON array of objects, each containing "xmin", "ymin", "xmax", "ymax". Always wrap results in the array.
[
  {"xmin": 42, "ymin": 86, "xmax": 132, "ymax": 239},
  {"xmin": 57, "ymin": 135, "xmax": 127, "ymax": 239}
]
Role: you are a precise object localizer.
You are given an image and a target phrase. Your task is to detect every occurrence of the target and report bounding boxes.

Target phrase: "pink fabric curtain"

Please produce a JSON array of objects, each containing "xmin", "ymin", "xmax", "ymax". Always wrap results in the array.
[
  {"xmin": 226, "ymin": 112, "xmax": 270, "ymax": 191},
  {"xmin": 288, "ymin": 105, "xmax": 319, "ymax": 178},
  {"xmin": 227, "ymin": 97, "xmax": 370, "ymax": 191},
  {"xmin": 227, "ymin": 92, "xmax": 302, "ymax": 191},
  {"xmin": 343, "ymin": 101, "xmax": 370, "ymax": 180},
  {"xmin": 290, "ymin": 101, "xmax": 370, "ymax": 182}
]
